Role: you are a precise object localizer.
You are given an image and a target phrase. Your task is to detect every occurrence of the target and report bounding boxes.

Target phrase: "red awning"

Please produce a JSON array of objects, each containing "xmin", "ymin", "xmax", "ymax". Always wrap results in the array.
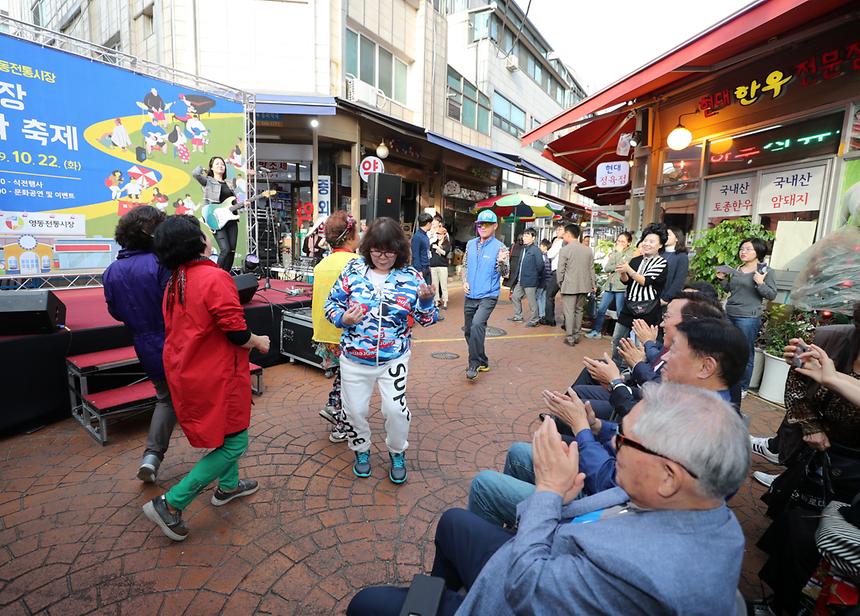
[
  {"xmin": 542, "ymin": 112, "xmax": 636, "ymax": 205},
  {"xmin": 521, "ymin": 0, "xmax": 853, "ymax": 147}
]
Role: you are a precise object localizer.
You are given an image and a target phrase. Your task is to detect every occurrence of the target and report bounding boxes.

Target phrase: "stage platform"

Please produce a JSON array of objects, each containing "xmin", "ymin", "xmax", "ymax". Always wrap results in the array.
[{"xmin": 0, "ymin": 279, "xmax": 312, "ymax": 435}]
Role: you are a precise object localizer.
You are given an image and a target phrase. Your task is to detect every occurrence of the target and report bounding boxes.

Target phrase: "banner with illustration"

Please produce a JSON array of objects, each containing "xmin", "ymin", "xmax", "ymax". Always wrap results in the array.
[{"xmin": 0, "ymin": 34, "xmax": 248, "ymax": 277}]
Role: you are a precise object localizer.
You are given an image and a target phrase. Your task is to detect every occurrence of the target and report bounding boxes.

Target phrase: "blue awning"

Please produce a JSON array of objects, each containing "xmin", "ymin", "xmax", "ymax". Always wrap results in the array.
[
  {"xmin": 495, "ymin": 152, "xmax": 565, "ymax": 185},
  {"xmin": 425, "ymin": 131, "xmax": 520, "ymax": 174},
  {"xmin": 255, "ymin": 94, "xmax": 337, "ymax": 116}
]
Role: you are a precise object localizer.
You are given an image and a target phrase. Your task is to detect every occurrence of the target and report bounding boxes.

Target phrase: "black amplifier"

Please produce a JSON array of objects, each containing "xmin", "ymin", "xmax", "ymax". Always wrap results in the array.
[{"xmin": 279, "ymin": 307, "xmax": 323, "ymax": 369}]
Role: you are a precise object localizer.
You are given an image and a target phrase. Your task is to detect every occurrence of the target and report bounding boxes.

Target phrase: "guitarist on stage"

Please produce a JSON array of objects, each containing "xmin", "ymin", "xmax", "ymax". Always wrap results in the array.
[{"xmin": 193, "ymin": 156, "xmax": 240, "ymax": 271}]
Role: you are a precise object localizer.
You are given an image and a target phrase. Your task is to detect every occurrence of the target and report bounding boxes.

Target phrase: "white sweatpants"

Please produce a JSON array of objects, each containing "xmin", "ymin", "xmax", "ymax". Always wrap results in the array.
[{"xmin": 339, "ymin": 352, "xmax": 411, "ymax": 454}]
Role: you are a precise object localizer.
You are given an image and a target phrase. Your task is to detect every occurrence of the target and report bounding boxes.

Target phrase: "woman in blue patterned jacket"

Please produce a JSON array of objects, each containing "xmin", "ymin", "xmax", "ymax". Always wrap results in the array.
[{"xmin": 325, "ymin": 217, "xmax": 438, "ymax": 484}]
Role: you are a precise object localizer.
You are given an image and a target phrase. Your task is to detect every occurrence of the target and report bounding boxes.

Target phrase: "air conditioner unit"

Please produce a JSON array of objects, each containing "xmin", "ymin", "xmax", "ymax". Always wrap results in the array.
[
  {"xmin": 505, "ymin": 55, "xmax": 519, "ymax": 72},
  {"xmin": 344, "ymin": 75, "xmax": 382, "ymax": 108}
]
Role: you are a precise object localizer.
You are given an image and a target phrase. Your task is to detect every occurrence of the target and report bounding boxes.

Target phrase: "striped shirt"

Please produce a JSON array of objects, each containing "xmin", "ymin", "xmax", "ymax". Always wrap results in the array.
[{"xmin": 625, "ymin": 255, "xmax": 668, "ymax": 302}]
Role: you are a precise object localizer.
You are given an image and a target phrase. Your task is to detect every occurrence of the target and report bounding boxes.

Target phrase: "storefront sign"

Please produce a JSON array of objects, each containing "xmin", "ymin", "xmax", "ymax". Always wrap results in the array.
[
  {"xmin": 359, "ymin": 156, "xmax": 384, "ymax": 182},
  {"xmin": 446, "ymin": 187, "xmax": 488, "ymax": 202},
  {"xmin": 443, "ymin": 180, "xmax": 460, "ymax": 196},
  {"xmin": 0, "ymin": 210, "xmax": 85, "ymax": 235},
  {"xmin": 756, "ymin": 164, "xmax": 826, "ymax": 215},
  {"xmin": 596, "ymin": 161, "xmax": 630, "ymax": 188},
  {"xmin": 317, "ymin": 175, "xmax": 330, "ymax": 218},
  {"xmin": 704, "ymin": 175, "xmax": 754, "ymax": 218}
]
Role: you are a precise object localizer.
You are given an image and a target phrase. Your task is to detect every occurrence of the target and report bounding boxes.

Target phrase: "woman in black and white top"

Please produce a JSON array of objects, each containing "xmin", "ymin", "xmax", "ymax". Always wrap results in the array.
[{"xmin": 611, "ymin": 224, "xmax": 669, "ymax": 360}]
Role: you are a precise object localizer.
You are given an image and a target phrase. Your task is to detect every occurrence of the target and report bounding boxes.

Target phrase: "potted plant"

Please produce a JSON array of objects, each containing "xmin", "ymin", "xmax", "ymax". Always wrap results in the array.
[
  {"xmin": 758, "ymin": 304, "xmax": 814, "ymax": 405},
  {"xmin": 688, "ymin": 218, "xmax": 774, "ymax": 291}
]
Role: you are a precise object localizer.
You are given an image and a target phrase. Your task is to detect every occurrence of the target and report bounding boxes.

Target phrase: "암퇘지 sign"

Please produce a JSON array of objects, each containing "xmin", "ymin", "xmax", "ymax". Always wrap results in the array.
[
  {"xmin": 756, "ymin": 164, "xmax": 827, "ymax": 215},
  {"xmin": 596, "ymin": 161, "xmax": 630, "ymax": 188}
]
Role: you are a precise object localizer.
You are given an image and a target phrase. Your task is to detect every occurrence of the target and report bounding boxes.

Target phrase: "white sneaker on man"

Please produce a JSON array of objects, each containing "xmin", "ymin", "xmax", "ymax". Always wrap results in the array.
[
  {"xmin": 752, "ymin": 471, "xmax": 779, "ymax": 488},
  {"xmin": 750, "ymin": 436, "xmax": 780, "ymax": 465}
]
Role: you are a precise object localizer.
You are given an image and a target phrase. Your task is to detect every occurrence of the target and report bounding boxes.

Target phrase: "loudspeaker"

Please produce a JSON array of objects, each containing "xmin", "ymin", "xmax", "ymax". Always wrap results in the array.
[
  {"xmin": 0, "ymin": 290, "xmax": 67, "ymax": 335},
  {"xmin": 367, "ymin": 172, "xmax": 402, "ymax": 221},
  {"xmin": 232, "ymin": 273, "xmax": 259, "ymax": 305}
]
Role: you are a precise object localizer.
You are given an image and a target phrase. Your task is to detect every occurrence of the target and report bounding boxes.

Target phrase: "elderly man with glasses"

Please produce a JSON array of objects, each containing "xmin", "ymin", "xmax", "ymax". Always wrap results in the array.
[{"xmin": 347, "ymin": 382, "xmax": 750, "ymax": 616}]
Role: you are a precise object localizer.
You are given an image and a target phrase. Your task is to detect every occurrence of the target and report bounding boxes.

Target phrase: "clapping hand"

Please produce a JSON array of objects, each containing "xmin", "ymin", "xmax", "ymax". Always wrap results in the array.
[
  {"xmin": 618, "ymin": 337, "xmax": 646, "ymax": 367},
  {"xmin": 418, "ymin": 282, "xmax": 436, "ymax": 301},
  {"xmin": 497, "ymin": 247, "xmax": 509, "ymax": 262},
  {"xmin": 582, "ymin": 353, "xmax": 622, "ymax": 386},
  {"xmin": 541, "ymin": 387, "xmax": 592, "ymax": 434},
  {"xmin": 631, "ymin": 319, "xmax": 658, "ymax": 344},
  {"xmin": 341, "ymin": 304, "xmax": 366, "ymax": 326},
  {"xmin": 532, "ymin": 416, "xmax": 586, "ymax": 504}
]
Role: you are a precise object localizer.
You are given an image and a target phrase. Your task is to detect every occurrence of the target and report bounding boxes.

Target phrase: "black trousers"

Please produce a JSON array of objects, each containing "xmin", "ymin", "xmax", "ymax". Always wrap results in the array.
[
  {"xmin": 543, "ymin": 271, "xmax": 560, "ymax": 324},
  {"xmin": 347, "ymin": 509, "xmax": 513, "ymax": 616},
  {"xmin": 215, "ymin": 220, "xmax": 238, "ymax": 272}
]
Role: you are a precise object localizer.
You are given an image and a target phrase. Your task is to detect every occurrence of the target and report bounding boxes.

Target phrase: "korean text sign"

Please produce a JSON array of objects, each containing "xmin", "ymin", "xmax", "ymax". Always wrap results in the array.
[
  {"xmin": 756, "ymin": 164, "xmax": 826, "ymax": 215},
  {"xmin": 596, "ymin": 161, "xmax": 629, "ymax": 188}
]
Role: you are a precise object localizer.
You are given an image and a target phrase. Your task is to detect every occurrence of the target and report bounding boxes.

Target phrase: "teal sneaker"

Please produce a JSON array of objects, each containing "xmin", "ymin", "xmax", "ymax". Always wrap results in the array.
[
  {"xmin": 389, "ymin": 451, "xmax": 407, "ymax": 484},
  {"xmin": 353, "ymin": 450, "xmax": 371, "ymax": 478}
]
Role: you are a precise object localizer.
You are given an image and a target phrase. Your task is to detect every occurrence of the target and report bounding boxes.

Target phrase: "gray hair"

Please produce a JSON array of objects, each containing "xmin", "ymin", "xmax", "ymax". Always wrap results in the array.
[{"xmin": 633, "ymin": 382, "xmax": 750, "ymax": 500}]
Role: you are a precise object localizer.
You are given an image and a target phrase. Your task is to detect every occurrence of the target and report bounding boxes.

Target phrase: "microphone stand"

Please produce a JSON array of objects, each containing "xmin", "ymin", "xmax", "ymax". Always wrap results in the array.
[{"xmin": 257, "ymin": 169, "xmax": 290, "ymax": 295}]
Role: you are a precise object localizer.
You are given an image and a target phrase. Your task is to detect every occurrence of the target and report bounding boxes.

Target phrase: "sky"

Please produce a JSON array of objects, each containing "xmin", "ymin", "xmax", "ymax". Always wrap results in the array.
[{"xmin": 526, "ymin": 0, "xmax": 756, "ymax": 94}]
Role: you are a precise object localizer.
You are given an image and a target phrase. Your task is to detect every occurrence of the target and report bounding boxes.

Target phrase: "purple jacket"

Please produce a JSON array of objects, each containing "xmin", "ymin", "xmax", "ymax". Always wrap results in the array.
[{"xmin": 102, "ymin": 250, "xmax": 170, "ymax": 380}]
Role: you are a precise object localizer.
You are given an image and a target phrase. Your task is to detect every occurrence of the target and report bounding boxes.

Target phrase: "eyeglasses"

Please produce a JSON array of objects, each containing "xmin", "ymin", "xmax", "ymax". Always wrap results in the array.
[
  {"xmin": 369, "ymin": 249, "xmax": 396, "ymax": 258},
  {"xmin": 614, "ymin": 421, "xmax": 699, "ymax": 479}
]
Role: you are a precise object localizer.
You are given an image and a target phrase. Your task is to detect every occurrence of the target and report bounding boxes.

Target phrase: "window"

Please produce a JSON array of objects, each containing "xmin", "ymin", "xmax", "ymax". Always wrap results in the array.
[
  {"xmin": 359, "ymin": 34, "xmax": 375, "ymax": 85},
  {"xmin": 378, "ymin": 48, "xmax": 393, "ymax": 98},
  {"xmin": 531, "ymin": 118, "xmax": 548, "ymax": 151},
  {"xmin": 345, "ymin": 29, "xmax": 408, "ymax": 105},
  {"xmin": 493, "ymin": 92, "xmax": 526, "ymax": 137},
  {"xmin": 471, "ymin": 11, "xmax": 499, "ymax": 43},
  {"xmin": 345, "ymin": 29, "xmax": 358, "ymax": 77},
  {"xmin": 446, "ymin": 67, "xmax": 491, "ymax": 134},
  {"xmin": 31, "ymin": 0, "xmax": 44, "ymax": 26}
]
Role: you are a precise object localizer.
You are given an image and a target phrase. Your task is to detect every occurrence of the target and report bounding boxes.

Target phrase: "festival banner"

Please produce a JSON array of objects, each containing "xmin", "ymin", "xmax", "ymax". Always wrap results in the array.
[{"xmin": 0, "ymin": 34, "xmax": 247, "ymax": 276}]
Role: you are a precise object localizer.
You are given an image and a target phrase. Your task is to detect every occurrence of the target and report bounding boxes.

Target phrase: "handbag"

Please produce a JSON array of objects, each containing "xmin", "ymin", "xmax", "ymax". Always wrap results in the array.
[
  {"xmin": 626, "ymin": 297, "xmax": 659, "ymax": 316},
  {"xmin": 763, "ymin": 447, "xmax": 833, "ymax": 518},
  {"xmin": 815, "ymin": 500, "xmax": 860, "ymax": 581}
]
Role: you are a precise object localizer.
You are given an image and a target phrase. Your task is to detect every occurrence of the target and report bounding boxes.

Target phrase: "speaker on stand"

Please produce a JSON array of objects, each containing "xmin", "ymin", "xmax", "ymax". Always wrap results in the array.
[{"xmin": 367, "ymin": 172, "xmax": 402, "ymax": 221}]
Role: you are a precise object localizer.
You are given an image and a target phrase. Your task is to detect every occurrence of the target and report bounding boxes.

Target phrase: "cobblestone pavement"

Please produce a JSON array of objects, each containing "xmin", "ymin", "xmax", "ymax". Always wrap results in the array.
[{"xmin": 0, "ymin": 286, "xmax": 783, "ymax": 615}]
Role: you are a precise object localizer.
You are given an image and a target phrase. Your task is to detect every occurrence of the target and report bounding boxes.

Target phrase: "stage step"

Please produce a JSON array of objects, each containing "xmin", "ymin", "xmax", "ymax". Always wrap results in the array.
[
  {"xmin": 73, "ymin": 380, "xmax": 157, "ymax": 446},
  {"xmin": 250, "ymin": 362, "xmax": 264, "ymax": 396},
  {"xmin": 67, "ymin": 345, "xmax": 139, "ymax": 373}
]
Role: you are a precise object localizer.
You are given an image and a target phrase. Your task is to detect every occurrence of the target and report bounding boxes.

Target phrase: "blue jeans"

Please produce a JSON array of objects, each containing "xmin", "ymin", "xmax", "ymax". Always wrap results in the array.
[
  {"xmin": 535, "ymin": 287, "xmax": 547, "ymax": 318},
  {"xmin": 591, "ymin": 291, "xmax": 625, "ymax": 333},
  {"xmin": 728, "ymin": 315, "xmax": 760, "ymax": 392},
  {"xmin": 468, "ymin": 442, "xmax": 535, "ymax": 527}
]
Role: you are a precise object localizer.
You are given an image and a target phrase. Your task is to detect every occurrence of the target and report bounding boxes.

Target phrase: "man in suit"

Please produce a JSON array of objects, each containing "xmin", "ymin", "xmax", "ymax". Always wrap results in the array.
[
  {"xmin": 411, "ymin": 212, "xmax": 433, "ymax": 283},
  {"xmin": 556, "ymin": 223, "xmax": 595, "ymax": 346},
  {"xmin": 347, "ymin": 382, "xmax": 749, "ymax": 615},
  {"xmin": 507, "ymin": 228, "xmax": 544, "ymax": 327}
]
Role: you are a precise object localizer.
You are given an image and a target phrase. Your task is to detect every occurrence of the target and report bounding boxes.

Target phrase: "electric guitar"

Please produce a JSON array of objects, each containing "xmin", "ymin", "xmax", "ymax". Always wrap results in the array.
[{"xmin": 203, "ymin": 190, "xmax": 276, "ymax": 232}]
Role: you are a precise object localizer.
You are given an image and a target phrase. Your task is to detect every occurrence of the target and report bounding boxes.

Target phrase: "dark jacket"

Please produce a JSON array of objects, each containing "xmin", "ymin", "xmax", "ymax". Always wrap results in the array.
[
  {"xmin": 539, "ymin": 252, "xmax": 552, "ymax": 289},
  {"xmin": 102, "ymin": 250, "xmax": 171, "ymax": 380},
  {"xmin": 429, "ymin": 235, "xmax": 451, "ymax": 268},
  {"xmin": 516, "ymin": 243, "xmax": 545, "ymax": 288},
  {"xmin": 411, "ymin": 228, "xmax": 431, "ymax": 273},
  {"xmin": 660, "ymin": 250, "xmax": 689, "ymax": 302},
  {"xmin": 505, "ymin": 242, "xmax": 523, "ymax": 288}
]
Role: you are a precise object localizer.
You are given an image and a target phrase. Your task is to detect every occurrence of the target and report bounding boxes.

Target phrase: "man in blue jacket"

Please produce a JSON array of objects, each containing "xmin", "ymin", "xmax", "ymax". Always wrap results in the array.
[
  {"xmin": 347, "ymin": 382, "xmax": 749, "ymax": 616},
  {"xmin": 411, "ymin": 212, "xmax": 433, "ymax": 283},
  {"xmin": 461, "ymin": 210, "xmax": 509, "ymax": 381}
]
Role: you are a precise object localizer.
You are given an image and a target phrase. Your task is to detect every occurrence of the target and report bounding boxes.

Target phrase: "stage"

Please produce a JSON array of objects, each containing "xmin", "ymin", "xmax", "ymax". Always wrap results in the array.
[{"xmin": 0, "ymin": 279, "xmax": 312, "ymax": 435}]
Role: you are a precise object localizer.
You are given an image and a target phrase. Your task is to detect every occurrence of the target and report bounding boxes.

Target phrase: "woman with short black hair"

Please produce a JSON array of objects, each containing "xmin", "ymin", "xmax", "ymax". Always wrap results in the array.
[
  {"xmin": 103, "ymin": 206, "xmax": 174, "ymax": 483},
  {"xmin": 325, "ymin": 218, "xmax": 437, "ymax": 484},
  {"xmin": 716, "ymin": 236, "xmax": 777, "ymax": 395},
  {"xmin": 141, "ymin": 215, "xmax": 269, "ymax": 542},
  {"xmin": 660, "ymin": 227, "xmax": 689, "ymax": 305}
]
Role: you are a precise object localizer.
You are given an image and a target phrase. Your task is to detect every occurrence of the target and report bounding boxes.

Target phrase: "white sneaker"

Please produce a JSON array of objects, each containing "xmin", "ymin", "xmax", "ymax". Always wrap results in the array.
[
  {"xmin": 750, "ymin": 436, "xmax": 780, "ymax": 464},
  {"xmin": 752, "ymin": 471, "xmax": 779, "ymax": 488}
]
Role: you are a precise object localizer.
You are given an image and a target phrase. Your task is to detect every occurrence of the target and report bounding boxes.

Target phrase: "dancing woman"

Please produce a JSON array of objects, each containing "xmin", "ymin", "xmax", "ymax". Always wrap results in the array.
[
  {"xmin": 325, "ymin": 218, "xmax": 437, "ymax": 484},
  {"xmin": 142, "ymin": 215, "xmax": 269, "ymax": 541}
]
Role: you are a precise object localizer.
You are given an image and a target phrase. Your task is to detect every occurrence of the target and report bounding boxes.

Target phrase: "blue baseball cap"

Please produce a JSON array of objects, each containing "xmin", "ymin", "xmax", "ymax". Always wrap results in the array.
[{"xmin": 476, "ymin": 210, "xmax": 498, "ymax": 223}]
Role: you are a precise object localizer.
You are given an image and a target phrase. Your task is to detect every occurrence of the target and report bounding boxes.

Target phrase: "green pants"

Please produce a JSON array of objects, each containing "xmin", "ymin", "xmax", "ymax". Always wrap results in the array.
[{"xmin": 165, "ymin": 430, "xmax": 248, "ymax": 510}]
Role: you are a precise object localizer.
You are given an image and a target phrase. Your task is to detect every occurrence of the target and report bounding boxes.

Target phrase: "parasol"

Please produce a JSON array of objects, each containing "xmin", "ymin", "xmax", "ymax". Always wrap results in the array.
[
  {"xmin": 126, "ymin": 165, "xmax": 159, "ymax": 188},
  {"xmin": 474, "ymin": 193, "xmax": 563, "ymax": 220}
]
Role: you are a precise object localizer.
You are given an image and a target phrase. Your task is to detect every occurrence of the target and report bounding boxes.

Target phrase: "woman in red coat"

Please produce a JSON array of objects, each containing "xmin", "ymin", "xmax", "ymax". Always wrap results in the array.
[{"xmin": 142, "ymin": 215, "xmax": 269, "ymax": 541}]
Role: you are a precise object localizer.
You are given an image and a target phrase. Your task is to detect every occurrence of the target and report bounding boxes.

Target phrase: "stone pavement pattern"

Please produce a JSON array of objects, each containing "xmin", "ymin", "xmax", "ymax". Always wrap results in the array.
[{"xmin": 0, "ymin": 287, "xmax": 784, "ymax": 615}]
